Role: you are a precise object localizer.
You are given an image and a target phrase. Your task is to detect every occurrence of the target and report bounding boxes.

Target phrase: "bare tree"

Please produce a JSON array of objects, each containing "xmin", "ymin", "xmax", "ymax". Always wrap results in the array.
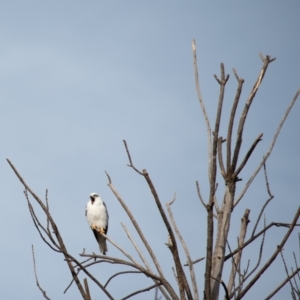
[{"xmin": 7, "ymin": 40, "xmax": 300, "ymax": 299}]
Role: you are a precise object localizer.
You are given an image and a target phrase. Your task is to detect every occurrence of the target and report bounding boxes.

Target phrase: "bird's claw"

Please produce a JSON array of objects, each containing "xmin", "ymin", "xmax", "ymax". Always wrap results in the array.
[
  {"xmin": 98, "ymin": 228, "xmax": 105, "ymax": 235},
  {"xmin": 91, "ymin": 224, "xmax": 105, "ymax": 235}
]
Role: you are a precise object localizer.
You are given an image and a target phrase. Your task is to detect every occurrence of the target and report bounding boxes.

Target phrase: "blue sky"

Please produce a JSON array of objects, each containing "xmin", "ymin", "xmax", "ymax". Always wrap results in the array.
[{"xmin": 1, "ymin": 1, "xmax": 299, "ymax": 299}]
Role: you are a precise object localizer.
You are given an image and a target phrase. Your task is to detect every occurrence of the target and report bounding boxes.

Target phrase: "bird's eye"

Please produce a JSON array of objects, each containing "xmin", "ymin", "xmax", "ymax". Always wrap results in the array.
[{"xmin": 94, "ymin": 194, "xmax": 99, "ymax": 197}]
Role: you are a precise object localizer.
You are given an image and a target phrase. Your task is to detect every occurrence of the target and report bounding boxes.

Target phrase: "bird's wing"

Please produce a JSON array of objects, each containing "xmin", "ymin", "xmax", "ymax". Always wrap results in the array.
[{"xmin": 103, "ymin": 201, "xmax": 109, "ymax": 234}]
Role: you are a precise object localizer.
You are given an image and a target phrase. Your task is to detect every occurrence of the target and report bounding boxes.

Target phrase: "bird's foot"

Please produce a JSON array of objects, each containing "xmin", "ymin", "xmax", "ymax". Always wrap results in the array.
[
  {"xmin": 98, "ymin": 228, "xmax": 105, "ymax": 235},
  {"xmin": 91, "ymin": 224, "xmax": 98, "ymax": 230}
]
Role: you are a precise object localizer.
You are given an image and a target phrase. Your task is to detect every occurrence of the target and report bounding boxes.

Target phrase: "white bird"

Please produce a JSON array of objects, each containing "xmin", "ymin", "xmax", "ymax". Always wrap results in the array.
[{"xmin": 85, "ymin": 193, "xmax": 109, "ymax": 255}]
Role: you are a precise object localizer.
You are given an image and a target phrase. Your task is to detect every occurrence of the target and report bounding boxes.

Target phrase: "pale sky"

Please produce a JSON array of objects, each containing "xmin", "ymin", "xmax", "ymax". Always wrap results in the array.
[{"xmin": 1, "ymin": 2, "xmax": 299, "ymax": 299}]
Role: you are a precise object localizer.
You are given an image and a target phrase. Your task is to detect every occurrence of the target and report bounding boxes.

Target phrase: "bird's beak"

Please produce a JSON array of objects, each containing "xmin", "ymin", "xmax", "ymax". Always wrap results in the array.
[{"xmin": 90, "ymin": 196, "xmax": 95, "ymax": 204}]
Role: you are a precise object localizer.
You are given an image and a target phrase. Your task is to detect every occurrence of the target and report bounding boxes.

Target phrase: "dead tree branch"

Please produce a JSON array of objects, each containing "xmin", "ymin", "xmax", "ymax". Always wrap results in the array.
[
  {"xmin": 280, "ymin": 249, "xmax": 297, "ymax": 300},
  {"xmin": 227, "ymin": 209, "xmax": 250, "ymax": 297},
  {"xmin": 265, "ymin": 266, "xmax": 300, "ymax": 299},
  {"xmin": 192, "ymin": 39, "xmax": 212, "ymax": 163},
  {"xmin": 251, "ymin": 162, "xmax": 274, "ymax": 237},
  {"xmin": 106, "ymin": 170, "xmax": 179, "ymax": 300},
  {"xmin": 32, "ymin": 245, "xmax": 51, "ymax": 300},
  {"xmin": 236, "ymin": 206, "xmax": 300, "ymax": 299},
  {"xmin": 7, "ymin": 159, "xmax": 101, "ymax": 300},
  {"xmin": 226, "ymin": 68, "xmax": 244, "ymax": 173},
  {"xmin": 122, "ymin": 140, "xmax": 192, "ymax": 300},
  {"xmin": 234, "ymin": 88, "xmax": 300, "ymax": 206},
  {"xmin": 231, "ymin": 54, "xmax": 275, "ymax": 172},
  {"xmin": 166, "ymin": 193, "xmax": 199, "ymax": 300},
  {"xmin": 120, "ymin": 283, "xmax": 162, "ymax": 300},
  {"xmin": 225, "ymin": 222, "xmax": 300, "ymax": 261}
]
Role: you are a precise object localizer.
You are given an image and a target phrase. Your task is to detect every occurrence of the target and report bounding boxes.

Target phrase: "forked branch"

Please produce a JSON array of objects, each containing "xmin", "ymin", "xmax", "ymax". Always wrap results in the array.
[
  {"xmin": 122, "ymin": 140, "xmax": 191, "ymax": 300},
  {"xmin": 236, "ymin": 207, "xmax": 300, "ymax": 299}
]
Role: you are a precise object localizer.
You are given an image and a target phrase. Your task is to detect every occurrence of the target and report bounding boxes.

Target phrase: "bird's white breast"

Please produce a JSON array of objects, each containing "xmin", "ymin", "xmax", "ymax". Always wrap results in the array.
[{"xmin": 86, "ymin": 198, "xmax": 108, "ymax": 229}]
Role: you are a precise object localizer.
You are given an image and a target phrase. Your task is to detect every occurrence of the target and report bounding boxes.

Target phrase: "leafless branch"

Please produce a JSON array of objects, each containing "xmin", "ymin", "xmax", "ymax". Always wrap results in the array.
[
  {"xmin": 236, "ymin": 207, "xmax": 300, "ymax": 299},
  {"xmin": 105, "ymin": 171, "xmax": 178, "ymax": 300},
  {"xmin": 122, "ymin": 141, "xmax": 191, "ymax": 300},
  {"xmin": 234, "ymin": 88, "xmax": 300, "ymax": 206},
  {"xmin": 217, "ymin": 137, "xmax": 226, "ymax": 178},
  {"xmin": 208, "ymin": 62, "xmax": 229, "ymax": 300},
  {"xmin": 32, "ymin": 245, "xmax": 51, "ymax": 300},
  {"xmin": 233, "ymin": 133, "xmax": 263, "ymax": 179},
  {"xmin": 120, "ymin": 283, "xmax": 162, "ymax": 300},
  {"xmin": 231, "ymin": 54, "xmax": 275, "ymax": 172},
  {"xmin": 121, "ymin": 223, "xmax": 171, "ymax": 300},
  {"xmin": 7, "ymin": 159, "xmax": 114, "ymax": 300},
  {"xmin": 226, "ymin": 69, "xmax": 244, "ymax": 173},
  {"xmin": 166, "ymin": 193, "xmax": 199, "ymax": 300},
  {"xmin": 227, "ymin": 209, "xmax": 250, "ymax": 297},
  {"xmin": 192, "ymin": 39, "xmax": 212, "ymax": 161},
  {"xmin": 241, "ymin": 215, "xmax": 266, "ymax": 285},
  {"xmin": 280, "ymin": 249, "xmax": 297, "ymax": 300},
  {"xmin": 105, "ymin": 171, "xmax": 163, "ymax": 276},
  {"xmin": 225, "ymin": 222, "xmax": 300, "ymax": 261},
  {"xmin": 265, "ymin": 266, "xmax": 300, "ymax": 299},
  {"xmin": 83, "ymin": 279, "xmax": 91, "ymax": 300},
  {"xmin": 26, "ymin": 195, "xmax": 61, "ymax": 253},
  {"xmin": 104, "ymin": 271, "xmax": 141, "ymax": 288},
  {"xmin": 184, "ymin": 257, "xmax": 205, "ymax": 267},
  {"xmin": 293, "ymin": 250, "xmax": 300, "ymax": 283},
  {"xmin": 210, "ymin": 276, "xmax": 229, "ymax": 300},
  {"xmin": 121, "ymin": 223, "xmax": 151, "ymax": 269},
  {"xmin": 102, "ymin": 233, "xmax": 142, "ymax": 266},
  {"xmin": 251, "ymin": 162, "xmax": 274, "ymax": 237}
]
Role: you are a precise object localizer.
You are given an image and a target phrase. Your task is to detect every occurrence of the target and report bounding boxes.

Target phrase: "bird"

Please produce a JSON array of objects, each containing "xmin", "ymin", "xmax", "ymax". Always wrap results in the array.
[{"xmin": 85, "ymin": 193, "xmax": 109, "ymax": 255}]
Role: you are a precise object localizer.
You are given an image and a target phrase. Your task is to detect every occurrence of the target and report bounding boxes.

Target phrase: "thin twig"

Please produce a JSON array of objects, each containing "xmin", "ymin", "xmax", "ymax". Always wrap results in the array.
[
  {"xmin": 233, "ymin": 133, "xmax": 263, "ymax": 179},
  {"xmin": 241, "ymin": 215, "xmax": 266, "ymax": 286},
  {"xmin": 217, "ymin": 137, "xmax": 226, "ymax": 178},
  {"xmin": 32, "ymin": 245, "xmax": 51, "ymax": 300},
  {"xmin": 105, "ymin": 172, "xmax": 164, "ymax": 276},
  {"xmin": 231, "ymin": 55, "xmax": 275, "ymax": 172},
  {"xmin": 280, "ymin": 249, "xmax": 296, "ymax": 300},
  {"xmin": 121, "ymin": 223, "xmax": 171, "ymax": 300},
  {"xmin": 166, "ymin": 193, "xmax": 199, "ymax": 300},
  {"xmin": 121, "ymin": 141, "xmax": 190, "ymax": 300},
  {"xmin": 104, "ymin": 271, "xmax": 141, "ymax": 288},
  {"xmin": 236, "ymin": 207, "xmax": 300, "ymax": 299},
  {"xmin": 83, "ymin": 279, "xmax": 91, "ymax": 300},
  {"xmin": 251, "ymin": 162, "xmax": 274, "ymax": 237},
  {"xmin": 234, "ymin": 89, "xmax": 300, "ymax": 206},
  {"xmin": 210, "ymin": 275, "xmax": 229, "ymax": 300},
  {"xmin": 184, "ymin": 257, "xmax": 205, "ymax": 267},
  {"xmin": 120, "ymin": 283, "xmax": 162, "ymax": 300},
  {"xmin": 196, "ymin": 181, "xmax": 218, "ymax": 219},
  {"xmin": 7, "ymin": 159, "xmax": 113, "ymax": 300},
  {"xmin": 227, "ymin": 68, "xmax": 244, "ymax": 173},
  {"xmin": 192, "ymin": 39, "xmax": 212, "ymax": 163},
  {"xmin": 225, "ymin": 222, "xmax": 300, "ymax": 261},
  {"xmin": 102, "ymin": 233, "xmax": 143, "ymax": 266},
  {"xmin": 227, "ymin": 209, "xmax": 250, "ymax": 297},
  {"xmin": 265, "ymin": 266, "xmax": 300, "ymax": 299},
  {"xmin": 105, "ymin": 172, "xmax": 178, "ymax": 300}
]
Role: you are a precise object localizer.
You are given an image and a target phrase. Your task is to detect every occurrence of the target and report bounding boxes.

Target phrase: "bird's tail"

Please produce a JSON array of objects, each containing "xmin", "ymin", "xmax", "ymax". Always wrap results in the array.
[{"xmin": 98, "ymin": 236, "xmax": 108, "ymax": 255}]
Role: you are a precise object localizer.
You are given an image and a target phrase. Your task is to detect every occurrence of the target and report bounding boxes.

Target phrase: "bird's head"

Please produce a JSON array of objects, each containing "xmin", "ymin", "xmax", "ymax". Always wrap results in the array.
[{"xmin": 90, "ymin": 193, "xmax": 99, "ymax": 205}]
